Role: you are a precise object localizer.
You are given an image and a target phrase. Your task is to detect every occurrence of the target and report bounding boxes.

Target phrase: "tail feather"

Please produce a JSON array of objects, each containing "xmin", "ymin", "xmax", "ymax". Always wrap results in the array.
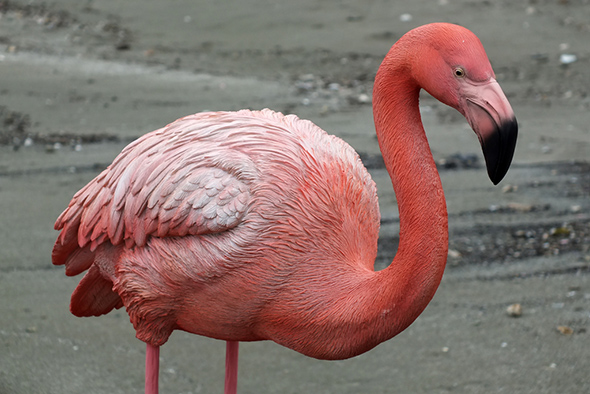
[
  {"xmin": 55, "ymin": 198, "xmax": 124, "ymax": 317},
  {"xmin": 64, "ymin": 246, "xmax": 95, "ymax": 276},
  {"xmin": 70, "ymin": 264, "xmax": 123, "ymax": 317},
  {"xmin": 52, "ymin": 215, "xmax": 82, "ymax": 267}
]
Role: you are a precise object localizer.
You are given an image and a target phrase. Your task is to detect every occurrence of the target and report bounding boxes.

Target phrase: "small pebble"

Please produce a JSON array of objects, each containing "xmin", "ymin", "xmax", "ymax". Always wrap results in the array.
[
  {"xmin": 399, "ymin": 13, "xmax": 413, "ymax": 22},
  {"xmin": 551, "ymin": 227, "xmax": 571, "ymax": 236},
  {"xmin": 557, "ymin": 325, "xmax": 573, "ymax": 335},
  {"xmin": 328, "ymin": 83, "xmax": 340, "ymax": 91},
  {"xmin": 357, "ymin": 93, "xmax": 370, "ymax": 103},
  {"xmin": 502, "ymin": 184, "xmax": 518, "ymax": 193},
  {"xmin": 559, "ymin": 54, "xmax": 577, "ymax": 65},
  {"xmin": 448, "ymin": 249, "xmax": 461, "ymax": 259},
  {"xmin": 507, "ymin": 202, "xmax": 534, "ymax": 212},
  {"xmin": 506, "ymin": 303, "xmax": 523, "ymax": 317}
]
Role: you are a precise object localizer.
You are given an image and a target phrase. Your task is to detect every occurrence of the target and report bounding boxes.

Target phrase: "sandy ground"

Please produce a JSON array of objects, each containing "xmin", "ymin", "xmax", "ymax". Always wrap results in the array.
[{"xmin": 1, "ymin": 0, "xmax": 589, "ymax": 393}]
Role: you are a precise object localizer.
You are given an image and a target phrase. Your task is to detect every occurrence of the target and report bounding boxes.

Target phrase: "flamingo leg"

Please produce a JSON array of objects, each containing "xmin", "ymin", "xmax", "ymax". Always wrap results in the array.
[
  {"xmin": 224, "ymin": 341, "xmax": 239, "ymax": 394},
  {"xmin": 145, "ymin": 343, "xmax": 160, "ymax": 394}
]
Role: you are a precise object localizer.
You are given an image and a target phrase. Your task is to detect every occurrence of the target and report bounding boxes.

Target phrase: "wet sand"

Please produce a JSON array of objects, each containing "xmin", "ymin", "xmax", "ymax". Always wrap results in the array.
[{"xmin": 0, "ymin": 1, "xmax": 589, "ymax": 393}]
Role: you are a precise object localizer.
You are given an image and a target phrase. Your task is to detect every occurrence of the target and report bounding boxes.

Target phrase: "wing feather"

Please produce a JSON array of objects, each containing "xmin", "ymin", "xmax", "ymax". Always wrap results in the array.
[{"xmin": 54, "ymin": 113, "xmax": 259, "ymax": 253}]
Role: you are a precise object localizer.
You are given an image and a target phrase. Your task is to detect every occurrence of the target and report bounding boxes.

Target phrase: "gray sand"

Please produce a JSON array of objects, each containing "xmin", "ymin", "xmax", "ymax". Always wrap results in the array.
[{"xmin": 1, "ymin": 1, "xmax": 588, "ymax": 393}]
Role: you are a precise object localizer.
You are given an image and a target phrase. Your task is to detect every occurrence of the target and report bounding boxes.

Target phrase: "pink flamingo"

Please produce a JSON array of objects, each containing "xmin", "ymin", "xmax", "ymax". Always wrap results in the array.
[{"xmin": 53, "ymin": 23, "xmax": 517, "ymax": 393}]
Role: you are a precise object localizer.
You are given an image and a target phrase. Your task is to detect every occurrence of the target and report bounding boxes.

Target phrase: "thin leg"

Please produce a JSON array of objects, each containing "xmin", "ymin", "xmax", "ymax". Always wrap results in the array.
[
  {"xmin": 145, "ymin": 343, "xmax": 160, "ymax": 394},
  {"xmin": 224, "ymin": 341, "xmax": 239, "ymax": 394}
]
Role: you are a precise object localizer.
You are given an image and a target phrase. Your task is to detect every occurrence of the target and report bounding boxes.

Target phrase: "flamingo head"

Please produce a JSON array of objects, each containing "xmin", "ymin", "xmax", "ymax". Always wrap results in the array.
[{"xmin": 410, "ymin": 23, "xmax": 518, "ymax": 184}]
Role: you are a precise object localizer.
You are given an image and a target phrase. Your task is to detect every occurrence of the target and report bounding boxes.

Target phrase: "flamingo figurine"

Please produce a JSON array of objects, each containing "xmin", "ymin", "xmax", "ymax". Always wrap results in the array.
[{"xmin": 53, "ymin": 23, "xmax": 517, "ymax": 393}]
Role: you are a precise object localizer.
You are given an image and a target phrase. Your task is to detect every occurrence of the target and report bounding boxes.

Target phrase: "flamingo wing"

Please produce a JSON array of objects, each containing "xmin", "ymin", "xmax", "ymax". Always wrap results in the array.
[{"xmin": 53, "ymin": 113, "xmax": 258, "ymax": 270}]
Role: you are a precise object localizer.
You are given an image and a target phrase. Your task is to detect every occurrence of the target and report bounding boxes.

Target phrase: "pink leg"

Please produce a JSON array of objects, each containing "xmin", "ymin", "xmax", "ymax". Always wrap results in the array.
[
  {"xmin": 224, "ymin": 341, "xmax": 239, "ymax": 394},
  {"xmin": 145, "ymin": 343, "xmax": 160, "ymax": 394}
]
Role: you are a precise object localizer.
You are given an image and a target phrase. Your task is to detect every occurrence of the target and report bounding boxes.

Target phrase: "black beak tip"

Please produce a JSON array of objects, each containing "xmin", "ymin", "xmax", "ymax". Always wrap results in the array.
[{"xmin": 484, "ymin": 118, "xmax": 518, "ymax": 185}]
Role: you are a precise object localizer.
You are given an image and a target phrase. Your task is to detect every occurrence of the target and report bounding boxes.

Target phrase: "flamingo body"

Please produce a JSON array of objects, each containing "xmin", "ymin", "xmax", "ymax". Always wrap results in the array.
[{"xmin": 54, "ymin": 108, "xmax": 388, "ymax": 359}]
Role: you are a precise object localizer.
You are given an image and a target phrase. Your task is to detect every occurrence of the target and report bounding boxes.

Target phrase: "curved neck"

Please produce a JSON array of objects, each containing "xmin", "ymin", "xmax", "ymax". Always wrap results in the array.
[{"xmin": 371, "ymin": 49, "xmax": 449, "ymax": 335}]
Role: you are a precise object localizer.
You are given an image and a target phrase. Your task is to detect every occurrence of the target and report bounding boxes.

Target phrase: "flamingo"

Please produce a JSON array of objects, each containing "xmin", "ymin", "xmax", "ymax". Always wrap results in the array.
[{"xmin": 52, "ymin": 23, "xmax": 517, "ymax": 393}]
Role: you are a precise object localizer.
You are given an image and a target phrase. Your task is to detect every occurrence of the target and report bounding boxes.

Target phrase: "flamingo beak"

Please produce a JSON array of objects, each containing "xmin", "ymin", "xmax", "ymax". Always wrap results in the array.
[{"xmin": 462, "ymin": 79, "xmax": 518, "ymax": 185}]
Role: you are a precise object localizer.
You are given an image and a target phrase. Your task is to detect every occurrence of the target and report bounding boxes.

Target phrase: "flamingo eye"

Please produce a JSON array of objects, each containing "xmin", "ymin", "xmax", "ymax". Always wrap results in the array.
[{"xmin": 454, "ymin": 67, "xmax": 466, "ymax": 78}]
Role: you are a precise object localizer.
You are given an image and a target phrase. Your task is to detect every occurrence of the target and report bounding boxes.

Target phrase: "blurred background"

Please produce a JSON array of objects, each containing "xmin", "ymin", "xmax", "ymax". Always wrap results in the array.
[{"xmin": 0, "ymin": 1, "xmax": 588, "ymax": 393}]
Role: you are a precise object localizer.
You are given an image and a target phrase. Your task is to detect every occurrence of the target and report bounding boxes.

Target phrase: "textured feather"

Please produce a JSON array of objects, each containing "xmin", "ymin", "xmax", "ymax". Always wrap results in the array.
[
  {"xmin": 55, "ymin": 120, "xmax": 260, "ymax": 251},
  {"xmin": 70, "ymin": 264, "xmax": 123, "ymax": 317}
]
